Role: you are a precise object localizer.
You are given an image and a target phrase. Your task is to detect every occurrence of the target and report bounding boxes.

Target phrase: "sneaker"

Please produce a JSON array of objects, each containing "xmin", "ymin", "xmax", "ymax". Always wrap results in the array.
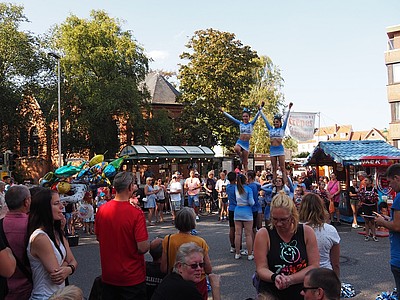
[
  {"xmin": 352, "ymin": 223, "xmax": 358, "ymax": 229},
  {"xmin": 240, "ymin": 249, "xmax": 248, "ymax": 255},
  {"xmin": 230, "ymin": 247, "xmax": 235, "ymax": 253},
  {"xmin": 196, "ymin": 215, "xmax": 200, "ymax": 221},
  {"xmin": 248, "ymin": 254, "xmax": 254, "ymax": 261},
  {"xmin": 365, "ymin": 236, "xmax": 370, "ymax": 241},
  {"xmin": 234, "ymin": 254, "xmax": 241, "ymax": 260},
  {"xmin": 373, "ymin": 236, "xmax": 379, "ymax": 242}
]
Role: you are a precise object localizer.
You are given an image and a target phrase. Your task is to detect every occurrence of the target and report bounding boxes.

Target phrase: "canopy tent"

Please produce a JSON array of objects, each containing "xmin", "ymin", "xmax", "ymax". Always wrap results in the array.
[
  {"xmin": 118, "ymin": 145, "xmax": 215, "ymax": 163},
  {"xmin": 305, "ymin": 140, "xmax": 400, "ymax": 167}
]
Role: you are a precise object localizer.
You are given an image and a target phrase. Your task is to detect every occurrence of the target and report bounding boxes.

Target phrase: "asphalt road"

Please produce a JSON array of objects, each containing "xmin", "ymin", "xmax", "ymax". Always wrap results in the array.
[{"xmin": 69, "ymin": 213, "xmax": 395, "ymax": 299}]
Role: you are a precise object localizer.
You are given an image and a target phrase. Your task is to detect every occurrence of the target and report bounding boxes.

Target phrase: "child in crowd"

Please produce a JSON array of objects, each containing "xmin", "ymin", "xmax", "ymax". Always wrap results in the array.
[
  {"xmin": 82, "ymin": 192, "xmax": 95, "ymax": 234},
  {"xmin": 219, "ymin": 185, "xmax": 228, "ymax": 221}
]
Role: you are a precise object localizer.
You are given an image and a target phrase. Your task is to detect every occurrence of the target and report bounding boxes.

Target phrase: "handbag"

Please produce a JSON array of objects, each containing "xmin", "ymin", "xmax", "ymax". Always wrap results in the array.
[
  {"xmin": 142, "ymin": 197, "xmax": 148, "ymax": 202},
  {"xmin": 329, "ymin": 200, "xmax": 335, "ymax": 214}
]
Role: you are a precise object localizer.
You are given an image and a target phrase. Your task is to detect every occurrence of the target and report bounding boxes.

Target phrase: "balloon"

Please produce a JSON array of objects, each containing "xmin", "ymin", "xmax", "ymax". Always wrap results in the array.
[
  {"xmin": 39, "ymin": 179, "xmax": 51, "ymax": 188},
  {"xmin": 89, "ymin": 154, "xmax": 104, "ymax": 167},
  {"xmin": 57, "ymin": 182, "xmax": 71, "ymax": 194},
  {"xmin": 59, "ymin": 184, "xmax": 87, "ymax": 203},
  {"xmin": 54, "ymin": 161, "xmax": 86, "ymax": 178},
  {"xmin": 76, "ymin": 167, "xmax": 89, "ymax": 180},
  {"xmin": 109, "ymin": 156, "xmax": 127, "ymax": 169},
  {"xmin": 77, "ymin": 203, "xmax": 93, "ymax": 219},
  {"xmin": 103, "ymin": 164, "xmax": 116, "ymax": 178},
  {"xmin": 89, "ymin": 162, "xmax": 108, "ymax": 176}
]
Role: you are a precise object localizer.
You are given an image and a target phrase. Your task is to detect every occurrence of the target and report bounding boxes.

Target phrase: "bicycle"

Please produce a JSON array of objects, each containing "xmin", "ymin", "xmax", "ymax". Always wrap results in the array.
[{"xmin": 199, "ymin": 193, "xmax": 219, "ymax": 216}]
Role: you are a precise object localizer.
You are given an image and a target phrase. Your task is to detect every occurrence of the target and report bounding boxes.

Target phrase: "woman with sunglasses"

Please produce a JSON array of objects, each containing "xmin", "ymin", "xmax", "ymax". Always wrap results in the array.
[
  {"xmin": 153, "ymin": 242, "xmax": 220, "ymax": 300},
  {"xmin": 260, "ymin": 102, "xmax": 293, "ymax": 184},
  {"xmin": 160, "ymin": 207, "xmax": 212, "ymax": 300},
  {"xmin": 220, "ymin": 106, "xmax": 262, "ymax": 172},
  {"xmin": 254, "ymin": 190, "xmax": 319, "ymax": 300}
]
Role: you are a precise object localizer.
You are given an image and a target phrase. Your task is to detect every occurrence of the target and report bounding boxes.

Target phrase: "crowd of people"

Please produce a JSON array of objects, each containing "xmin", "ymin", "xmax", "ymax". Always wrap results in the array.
[{"xmin": 2, "ymin": 160, "xmax": 400, "ymax": 300}]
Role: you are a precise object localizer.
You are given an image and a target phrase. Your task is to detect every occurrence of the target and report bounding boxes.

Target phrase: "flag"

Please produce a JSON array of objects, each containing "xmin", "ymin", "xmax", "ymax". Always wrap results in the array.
[{"xmin": 288, "ymin": 112, "xmax": 317, "ymax": 142}]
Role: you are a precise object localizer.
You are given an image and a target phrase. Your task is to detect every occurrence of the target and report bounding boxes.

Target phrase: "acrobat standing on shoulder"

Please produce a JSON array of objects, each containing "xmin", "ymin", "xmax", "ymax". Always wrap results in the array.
[
  {"xmin": 220, "ymin": 105, "xmax": 262, "ymax": 172},
  {"xmin": 260, "ymin": 102, "xmax": 293, "ymax": 184}
]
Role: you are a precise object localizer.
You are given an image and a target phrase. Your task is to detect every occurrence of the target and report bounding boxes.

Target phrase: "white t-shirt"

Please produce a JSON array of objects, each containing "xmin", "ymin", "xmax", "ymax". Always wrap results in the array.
[
  {"xmin": 169, "ymin": 181, "xmax": 182, "ymax": 201},
  {"xmin": 313, "ymin": 223, "xmax": 340, "ymax": 270},
  {"xmin": 215, "ymin": 178, "xmax": 228, "ymax": 192}
]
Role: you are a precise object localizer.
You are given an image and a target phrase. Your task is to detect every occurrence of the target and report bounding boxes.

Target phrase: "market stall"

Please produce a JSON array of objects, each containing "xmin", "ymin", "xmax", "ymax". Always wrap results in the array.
[{"xmin": 305, "ymin": 140, "xmax": 400, "ymax": 220}]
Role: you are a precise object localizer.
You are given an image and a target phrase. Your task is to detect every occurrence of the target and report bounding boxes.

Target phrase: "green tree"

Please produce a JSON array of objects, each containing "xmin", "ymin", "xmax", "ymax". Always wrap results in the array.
[
  {"xmin": 0, "ymin": 3, "xmax": 42, "ymax": 151},
  {"xmin": 178, "ymin": 28, "xmax": 258, "ymax": 148},
  {"xmin": 49, "ymin": 10, "xmax": 149, "ymax": 157}
]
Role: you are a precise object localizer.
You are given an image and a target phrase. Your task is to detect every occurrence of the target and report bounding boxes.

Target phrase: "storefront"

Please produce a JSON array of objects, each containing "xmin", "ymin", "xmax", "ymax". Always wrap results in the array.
[
  {"xmin": 305, "ymin": 140, "xmax": 400, "ymax": 219},
  {"xmin": 118, "ymin": 145, "xmax": 215, "ymax": 184}
]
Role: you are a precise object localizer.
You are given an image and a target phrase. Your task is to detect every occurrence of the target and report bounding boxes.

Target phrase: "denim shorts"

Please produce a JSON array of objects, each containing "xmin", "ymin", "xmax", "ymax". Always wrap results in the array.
[{"xmin": 188, "ymin": 195, "xmax": 200, "ymax": 207}]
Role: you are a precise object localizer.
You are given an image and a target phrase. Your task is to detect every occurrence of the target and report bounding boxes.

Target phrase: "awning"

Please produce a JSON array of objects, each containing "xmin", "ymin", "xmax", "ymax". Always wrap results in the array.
[
  {"xmin": 305, "ymin": 140, "xmax": 400, "ymax": 166},
  {"xmin": 119, "ymin": 145, "xmax": 215, "ymax": 161}
]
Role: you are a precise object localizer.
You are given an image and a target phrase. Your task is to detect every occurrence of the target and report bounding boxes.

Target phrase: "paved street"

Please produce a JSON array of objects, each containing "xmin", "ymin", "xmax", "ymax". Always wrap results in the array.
[{"xmin": 69, "ymin": 213, "xmax": 394, "ymax": 299}]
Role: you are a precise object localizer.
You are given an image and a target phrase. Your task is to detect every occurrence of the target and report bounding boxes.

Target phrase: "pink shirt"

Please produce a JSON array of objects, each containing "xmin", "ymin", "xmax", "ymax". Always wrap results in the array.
[
  {"xmin": 327, "ymin": 180, "xmax": 340, "ymax": 203},
  {"xmin": 185, "ymin": 177, "xmax": 201, "ymax": 196},
  {"xmin": 3, "ymin": 212, "xmax": 32, "ymax": 300}
]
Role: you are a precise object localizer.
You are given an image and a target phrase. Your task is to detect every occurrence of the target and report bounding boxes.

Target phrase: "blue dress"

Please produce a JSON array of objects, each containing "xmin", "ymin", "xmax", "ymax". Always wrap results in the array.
[{"xmin": 144, "ymin": 185, "xmax": 157, "ymax": 208}]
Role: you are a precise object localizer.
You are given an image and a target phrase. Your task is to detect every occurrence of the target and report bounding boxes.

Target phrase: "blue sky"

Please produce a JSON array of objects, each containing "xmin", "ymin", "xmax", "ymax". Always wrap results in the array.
[{"xmin": 13, "ymin": 0, "xmax": 400, "ymax": 131}]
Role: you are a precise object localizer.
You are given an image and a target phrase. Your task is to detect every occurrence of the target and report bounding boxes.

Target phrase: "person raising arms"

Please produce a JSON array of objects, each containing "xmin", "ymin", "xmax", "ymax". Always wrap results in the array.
[
  {"xmin": 260, "ymin": 102, "xmax": 293, "ymax": 184},
  {"xmin": 220, "ymin": 105, "xmax": 262, "ymax": 173}
]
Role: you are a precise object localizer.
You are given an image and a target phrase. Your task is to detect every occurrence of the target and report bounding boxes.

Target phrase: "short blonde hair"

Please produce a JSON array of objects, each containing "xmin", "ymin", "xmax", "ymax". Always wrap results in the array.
[
  {"xmin": 269, "ymin": 190, "xmax": 299, "ymax": 232},
  {"xmin": 49, "ymin": 285, "xmax": 83, "ymax": 300}
]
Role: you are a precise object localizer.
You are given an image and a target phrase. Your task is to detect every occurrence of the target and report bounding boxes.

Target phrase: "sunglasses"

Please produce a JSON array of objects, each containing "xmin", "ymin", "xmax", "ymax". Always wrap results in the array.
[
  {"xmin": 184, "ymin": 262, "xmax": 205, "ymax": 269},
  {"xmin": 271, "ymin": 216, "xmax": 291, "ymax": 224},
  {"xmin": 302, "ymin": 286, "xmax": 319, "ymax": 293}
]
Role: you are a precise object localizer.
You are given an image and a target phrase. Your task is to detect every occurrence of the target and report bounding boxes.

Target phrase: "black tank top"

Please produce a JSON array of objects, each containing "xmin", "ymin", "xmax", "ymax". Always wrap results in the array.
[
  {"xmin": 267, "ymin": 224, "xmax": 308, "ymax": 275},
  {"xmin": 258, "ymin": 224, "xmax": 308, "ymax": 300}
]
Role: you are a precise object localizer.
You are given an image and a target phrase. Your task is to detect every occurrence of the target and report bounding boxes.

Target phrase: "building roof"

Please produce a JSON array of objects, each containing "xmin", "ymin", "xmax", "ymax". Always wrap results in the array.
[
  {"xmin": 119, "ymin": 145, "xmax": 215, "ymax": 162},
  {"xmin": 144, "ymin": 72, "xmax": 181, "ymax": 105},
  {"xmin": 305, "ymin": 140, "xmax": 400, "ymax": 166}
]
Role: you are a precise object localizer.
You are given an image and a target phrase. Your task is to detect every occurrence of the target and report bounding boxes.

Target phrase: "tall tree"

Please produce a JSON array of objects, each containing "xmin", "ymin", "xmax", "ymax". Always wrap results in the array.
[
  {"xmin": 0, "ymin": 3, "xmax": 42, "ymax": 151},
  {"xmin": 178, "ymin": 28, "xmax": 258, "ymax": 148},
  {"xmin": 50, "ymin": 10, "xmax": 149, "ymax": 157}
]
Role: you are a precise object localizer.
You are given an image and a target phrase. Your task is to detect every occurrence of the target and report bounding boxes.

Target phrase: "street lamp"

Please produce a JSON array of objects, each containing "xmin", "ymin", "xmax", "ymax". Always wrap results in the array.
[{"xmin": 48, "ymin": 52, "xmax": 63, "ymax": 167}]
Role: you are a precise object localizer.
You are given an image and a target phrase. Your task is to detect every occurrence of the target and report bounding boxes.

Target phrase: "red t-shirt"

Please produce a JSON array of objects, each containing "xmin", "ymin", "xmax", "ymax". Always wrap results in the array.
[{"xmin": 95, "ymin": 200, "xmax": 148, "ymax": 286}]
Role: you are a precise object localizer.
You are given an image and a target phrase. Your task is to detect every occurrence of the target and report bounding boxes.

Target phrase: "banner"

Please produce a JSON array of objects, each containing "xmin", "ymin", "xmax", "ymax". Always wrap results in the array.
[{"xmin": 287, "ymin": 112, "xmax": 317, "ymax": 142}]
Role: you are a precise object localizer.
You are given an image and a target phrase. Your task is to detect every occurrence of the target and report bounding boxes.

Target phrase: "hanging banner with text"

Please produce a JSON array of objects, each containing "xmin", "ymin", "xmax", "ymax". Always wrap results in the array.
[{"xmin": 287, "ymin": 112, "xmax": 317, "ymax": 142}]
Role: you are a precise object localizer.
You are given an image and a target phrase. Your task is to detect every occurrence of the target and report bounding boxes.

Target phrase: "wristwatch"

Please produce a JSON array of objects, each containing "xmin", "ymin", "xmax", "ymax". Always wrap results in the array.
[{"xmin": 271, "ymin": 273, "xmax": 277, "ymax": 283}]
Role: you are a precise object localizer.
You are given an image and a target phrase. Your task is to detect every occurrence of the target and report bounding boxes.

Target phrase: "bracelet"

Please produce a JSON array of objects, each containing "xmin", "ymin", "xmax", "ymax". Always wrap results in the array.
[
  {"xmin": 271, "ymin": 273, "xmax": 277, "ymax": 283},
  {"xmin": 68, "ymin": 264, "xmax": 75, "ymax": 275}
]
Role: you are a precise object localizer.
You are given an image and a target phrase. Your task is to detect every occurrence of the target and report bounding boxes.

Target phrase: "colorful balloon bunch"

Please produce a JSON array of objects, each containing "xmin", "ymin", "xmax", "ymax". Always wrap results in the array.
[{"xmin": 39, "ymin": 154, "xmax": 127, "ymax": 203}]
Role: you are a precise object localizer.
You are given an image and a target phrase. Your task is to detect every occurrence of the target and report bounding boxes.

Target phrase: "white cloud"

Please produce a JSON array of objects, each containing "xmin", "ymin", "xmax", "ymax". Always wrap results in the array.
[{"xmin": 147, "ymin": 50, "xmax": 169, "ymax": 61}]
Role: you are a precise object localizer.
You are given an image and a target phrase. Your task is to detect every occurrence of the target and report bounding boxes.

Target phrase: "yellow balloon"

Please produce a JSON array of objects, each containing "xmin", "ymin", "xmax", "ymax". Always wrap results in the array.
[
  {"xmin": 89, "ymin": 154, "xmax": 104, "ymax": 167},
  {"xmin": 57, "ymin": 182, "xmax": 71, "ymax": 194}
]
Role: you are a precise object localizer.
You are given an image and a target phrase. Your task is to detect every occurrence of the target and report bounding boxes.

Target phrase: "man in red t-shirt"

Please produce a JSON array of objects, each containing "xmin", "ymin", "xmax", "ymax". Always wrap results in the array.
[{"xmin": 96, "ymin": 171, "xmax": 149, "ymax": 299}]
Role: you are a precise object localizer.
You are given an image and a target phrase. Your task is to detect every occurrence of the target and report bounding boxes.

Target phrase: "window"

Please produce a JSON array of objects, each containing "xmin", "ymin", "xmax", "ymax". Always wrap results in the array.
[
  {"xmin": 388, "ymin": 63, "xmax": 400, "ymax": 84},
  {"xmin": 388, "ymin": 39, "xmax": 395, "ymax": 50},
  {"xmin": 29, "ymin": 127, "xmax": 39, "ymax": 156},
  {"xmin": 392, "ymin": 102, "xmax": 400, "ymax": 122}
]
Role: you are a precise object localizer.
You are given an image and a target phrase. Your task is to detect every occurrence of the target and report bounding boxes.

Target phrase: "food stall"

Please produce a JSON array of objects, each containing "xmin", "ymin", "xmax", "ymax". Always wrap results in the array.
[{"xmin": 305, "ymin": 140, "xmax": 400, "ymax": 221}]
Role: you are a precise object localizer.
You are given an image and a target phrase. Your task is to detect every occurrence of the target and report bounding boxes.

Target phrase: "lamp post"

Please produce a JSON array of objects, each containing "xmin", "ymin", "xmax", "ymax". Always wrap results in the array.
[{"xmin": 48, "ymin": 52, "xmax": 62, "ymax": 167}]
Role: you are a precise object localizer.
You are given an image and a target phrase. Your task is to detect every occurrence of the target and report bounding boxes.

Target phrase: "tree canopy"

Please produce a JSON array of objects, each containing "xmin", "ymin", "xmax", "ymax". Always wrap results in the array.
[
  {"xmin": 178, "ymin": 28, "xmax": 259, "ymax": 148},
  {"xmin": 49, "ymin": 10, "xmax": 150, "ymax": 157},
  {"xmin": 0, "ymin": 3, "xmax": 42, "ymax": 150}
]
